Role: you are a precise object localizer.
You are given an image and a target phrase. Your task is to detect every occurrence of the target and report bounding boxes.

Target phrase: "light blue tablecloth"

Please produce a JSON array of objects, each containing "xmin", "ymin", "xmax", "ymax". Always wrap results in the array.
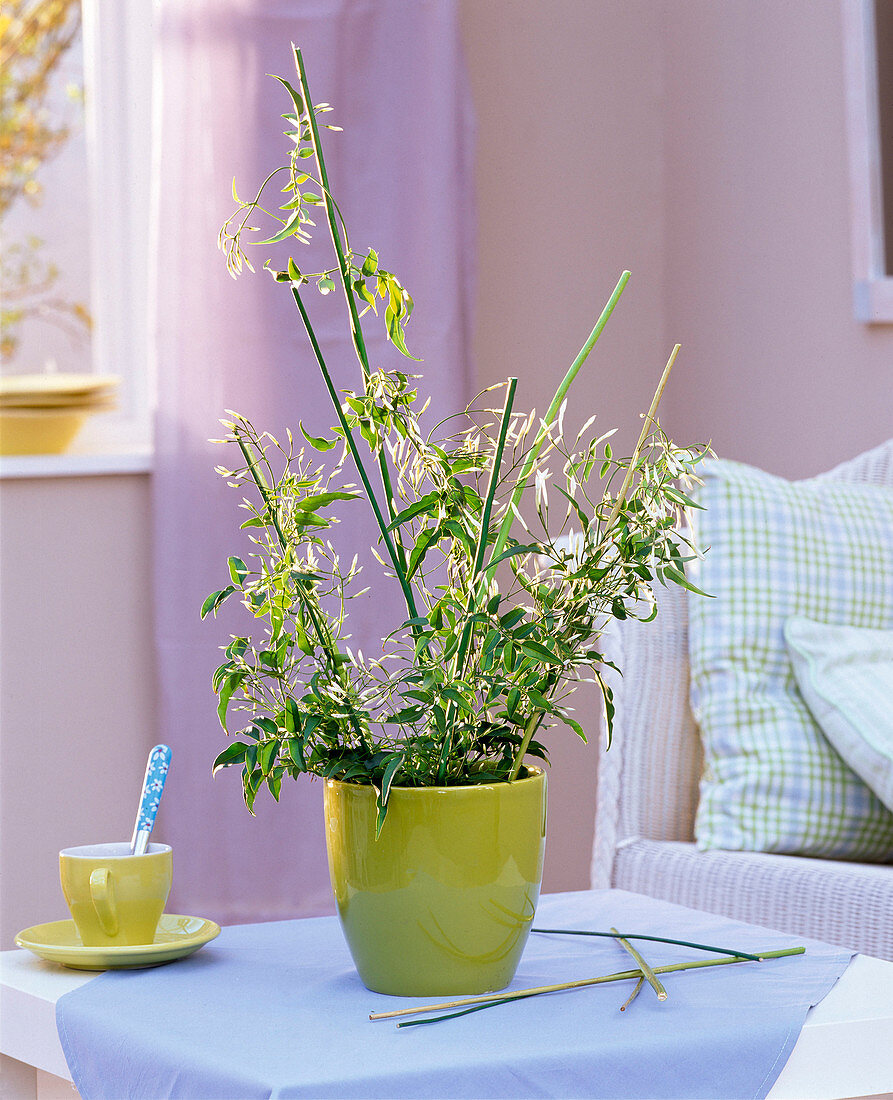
[{"xmin": 55, "ymin": 889, "xmax": 852, "ymax": 1099}]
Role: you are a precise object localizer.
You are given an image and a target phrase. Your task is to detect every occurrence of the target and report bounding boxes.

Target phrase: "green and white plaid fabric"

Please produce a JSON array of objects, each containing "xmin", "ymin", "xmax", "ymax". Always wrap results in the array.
[{"xmin": 689, "ymin": 458, "xmax": 893, "ymax": 860}]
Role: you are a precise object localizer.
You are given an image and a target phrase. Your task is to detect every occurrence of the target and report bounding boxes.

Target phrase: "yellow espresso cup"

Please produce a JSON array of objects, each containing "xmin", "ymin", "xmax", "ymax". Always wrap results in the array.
[{"xmin": 59, "ymin": 842, "xmax": 172, "ymax": 947}]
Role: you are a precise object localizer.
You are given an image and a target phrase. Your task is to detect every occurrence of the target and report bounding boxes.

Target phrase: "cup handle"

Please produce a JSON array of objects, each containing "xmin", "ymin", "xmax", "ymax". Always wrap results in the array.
[{"xmin": 89, "ymin": 868, "xmax": 118, "ymax": 936}]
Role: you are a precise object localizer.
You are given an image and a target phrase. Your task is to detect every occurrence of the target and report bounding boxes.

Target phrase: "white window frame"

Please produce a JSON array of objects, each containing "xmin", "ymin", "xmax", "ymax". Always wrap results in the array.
[
  {"xmin": 1, "ymin": 0, "xmax": 154, "ymax": 477},
  {"xmin": 842, "ymin": 0, "xmax": 893, "ymax": 322}
]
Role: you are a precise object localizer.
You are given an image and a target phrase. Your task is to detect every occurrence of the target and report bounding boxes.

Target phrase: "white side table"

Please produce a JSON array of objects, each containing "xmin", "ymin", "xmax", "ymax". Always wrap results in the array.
[{"xmin": 2, "ymin": 948, "xmax": 892, "ymax": 1099}]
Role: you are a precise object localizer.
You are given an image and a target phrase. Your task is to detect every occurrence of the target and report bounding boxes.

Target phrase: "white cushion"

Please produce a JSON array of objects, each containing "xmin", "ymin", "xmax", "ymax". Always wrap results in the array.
[{"xmin": 785, "ymin": 617, "xmax": 893, "ymax": 814}]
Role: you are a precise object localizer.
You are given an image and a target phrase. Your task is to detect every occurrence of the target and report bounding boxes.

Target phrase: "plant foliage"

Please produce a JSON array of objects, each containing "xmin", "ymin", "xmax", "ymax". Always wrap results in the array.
[{"xmin": 205, "ymin": 46, "xmax": 710, "ymax": 829}]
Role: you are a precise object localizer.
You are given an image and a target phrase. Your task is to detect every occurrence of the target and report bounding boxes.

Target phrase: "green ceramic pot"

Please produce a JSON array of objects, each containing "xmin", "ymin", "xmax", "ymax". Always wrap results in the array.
[{"xmin": 324, "ymin": 767, "xmax": 547, "ymax": 996}]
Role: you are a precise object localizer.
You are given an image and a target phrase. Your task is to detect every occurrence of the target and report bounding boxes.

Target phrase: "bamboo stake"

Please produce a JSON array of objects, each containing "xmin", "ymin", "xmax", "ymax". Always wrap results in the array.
[
  {"xmin": 599, "ymin": 342, "xmax": 680, "ymax": 541},
  {"xmin": 619, "ymin": 976, "xmax": 645, "ymax": 1012},
  {"xmin": 490, "ymin": 270, "xmax": 631, "ymax": 574},
  {"xmin": 610, "ymin": 927, "xmax": 666, "ymax": 1001},
  {"xmin": 368, "ymin": 946, "xmax": 805, "ymax": 1023}
]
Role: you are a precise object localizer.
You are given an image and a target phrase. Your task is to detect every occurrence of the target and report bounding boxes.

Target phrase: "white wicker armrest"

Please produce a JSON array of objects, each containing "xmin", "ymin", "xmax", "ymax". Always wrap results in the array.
[
  {"xmin": 613, "ymin": 838, "xmax": 893, "ymax": 960},
  {"xmin": 591, "ymin": 581, "xmax": 702, "ymax": 888}
]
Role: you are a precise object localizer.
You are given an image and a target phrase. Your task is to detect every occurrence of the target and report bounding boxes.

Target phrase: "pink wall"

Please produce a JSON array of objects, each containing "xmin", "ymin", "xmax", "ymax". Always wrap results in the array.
[
  {"xmin": 661, "ymin": 0, "xmax": 893, "ymax": 477},
  {"xmin": 0, "ymin": 477, "xmax": 156, "ymax": 947}
]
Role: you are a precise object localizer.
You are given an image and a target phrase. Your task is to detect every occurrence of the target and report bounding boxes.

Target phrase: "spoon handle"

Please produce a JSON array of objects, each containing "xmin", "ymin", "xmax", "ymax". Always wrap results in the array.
[{"xmin": 130, "ymin": 744, "xmax": 172, "ymax": 855}]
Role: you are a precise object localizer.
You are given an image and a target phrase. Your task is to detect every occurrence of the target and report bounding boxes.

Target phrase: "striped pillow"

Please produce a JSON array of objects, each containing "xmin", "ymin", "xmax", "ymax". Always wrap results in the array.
[{"xmin": 688, "ymin": 458, "xmax": 893, "ymax": 860}]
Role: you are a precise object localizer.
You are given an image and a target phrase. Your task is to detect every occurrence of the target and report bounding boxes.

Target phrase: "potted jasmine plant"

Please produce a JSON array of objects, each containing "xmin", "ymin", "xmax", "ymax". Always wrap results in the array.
[{"xmin": 203, "ymin": 47, "xmax": 708, "ymax": 997}]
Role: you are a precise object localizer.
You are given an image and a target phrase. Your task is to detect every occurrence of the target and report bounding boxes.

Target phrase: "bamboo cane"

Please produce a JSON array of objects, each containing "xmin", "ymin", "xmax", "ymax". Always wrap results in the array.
[
  {"xmin": 368, "ymin": 946, "xmax": 805, "ymax": 1023},
  {"xmin": 610, "ymin": 926, "xmax": 667, "ymax": 1001},
  {"xmin": 619, "ymin": 976, "xmax": 645, "ymax": 1012}
]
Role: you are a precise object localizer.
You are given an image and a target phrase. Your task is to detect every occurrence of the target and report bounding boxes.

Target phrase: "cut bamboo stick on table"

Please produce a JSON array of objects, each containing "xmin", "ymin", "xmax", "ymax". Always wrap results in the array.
[
  {"xmin": 610, "ymin": 926, "xmax": 667, "ymax": 1001},
  {"xmin": 620, "ymin": 976, "xmax": 645, "ymax": 1012},
  {"xmin": 368, "ymin": 946, "xmax": 806, "ymax": 1023}
]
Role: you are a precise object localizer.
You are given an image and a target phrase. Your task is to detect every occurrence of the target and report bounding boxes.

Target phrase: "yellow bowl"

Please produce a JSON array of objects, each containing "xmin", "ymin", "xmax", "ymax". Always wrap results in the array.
[{"xmin": 0, "ymin": 408, "xmax": 87, "ymax": 455}]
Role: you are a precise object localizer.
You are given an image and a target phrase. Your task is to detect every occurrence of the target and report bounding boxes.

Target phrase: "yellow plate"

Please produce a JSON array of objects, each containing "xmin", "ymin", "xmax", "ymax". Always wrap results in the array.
[
  {"xmin": 15, "ymin": 914, "xmax": 221, "ymax": 970},
  {"xmin": 0, "ymin": 373, "xmax": 119, "ymax": 397},
  {"xmin": 0, "ymin": 393, "xmax": 118, "ymax": 409}
]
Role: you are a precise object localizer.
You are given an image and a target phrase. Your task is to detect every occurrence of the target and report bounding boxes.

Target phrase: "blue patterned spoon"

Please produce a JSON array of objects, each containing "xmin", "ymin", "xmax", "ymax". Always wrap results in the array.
[{"xmin": 130, "ymin": 744, "xmax": 172, "ymax": 855}]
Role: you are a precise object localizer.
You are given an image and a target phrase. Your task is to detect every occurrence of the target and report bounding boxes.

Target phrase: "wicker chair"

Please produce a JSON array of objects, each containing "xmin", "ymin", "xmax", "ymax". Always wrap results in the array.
[{"xmin": 590, "ymin": 440, "xmax": 893, "ymax": 961}]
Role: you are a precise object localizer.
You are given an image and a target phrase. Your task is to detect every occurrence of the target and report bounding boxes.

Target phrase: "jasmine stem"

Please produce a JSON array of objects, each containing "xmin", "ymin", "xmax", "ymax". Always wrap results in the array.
[
  {"xmin": 292, "ymin": 45, "xmax": 413, "ymax": 587},
  {"xmin": 619, "ymin": 977, "xmax": 645, "ymax": 1011},
  {"xmin": 290, "ymin": 286, "xmax": 420, "ymax": 622},
  {"xmin": 507, "ymin": 708, "xmax": 545, "ymax": 782}
]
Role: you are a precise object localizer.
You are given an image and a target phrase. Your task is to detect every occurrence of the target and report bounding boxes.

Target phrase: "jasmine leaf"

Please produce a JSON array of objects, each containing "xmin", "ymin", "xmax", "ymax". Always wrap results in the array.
[
  {"xmin": 299, "ymin": 422, "xmax": 338, "ymax": 451},
  {"xmin": 483, "ymin": 544, "xmax": 541, "ymax": 573},
  {"xmin": 386, "ymin": 492, "xmax": 439, "ymax": 532},
  {"xmin": 273, "ymin": 75, "xmax": 305, "ymax": 120},
  {"xmin": 520, "ymin": 640, "xmax": 563, "ymax": 665},
  {"xmin": 662, "ymin": 563, "xmax": 713, "ymax": 597},
  {"xmin": 201, "ymin": 586, "xmax": 236, "ymax": 619},
  {"xmin": 295, "ymin": 490, "xmax": 360, "ymax": 510},
  {"xmin": 228, "ymin": 556, "xmax": 248, "ymax": 586},
  {"xmin": 261, "ymin": 212, "xmax": 305, "ymax": 245},
  {"xmin": 407, "ymin": 526, "xmax": 439, "ymax": 579},
  {"xmin": 212, "ymin": 742, "xmax": 250, "ymax": 775}
]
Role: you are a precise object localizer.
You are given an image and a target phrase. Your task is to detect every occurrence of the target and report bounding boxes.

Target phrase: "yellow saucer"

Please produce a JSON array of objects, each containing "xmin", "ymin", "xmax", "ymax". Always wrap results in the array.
[{"xmin": 15, "ymin": 914, "xmax": 221, "ymax": 970}]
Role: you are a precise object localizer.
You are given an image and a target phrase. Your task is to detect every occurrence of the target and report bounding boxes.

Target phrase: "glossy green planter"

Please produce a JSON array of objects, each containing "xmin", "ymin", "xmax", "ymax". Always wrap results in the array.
[{"xmin": 324, "ymin": 768, "xmax": 547, "ymax": 996}]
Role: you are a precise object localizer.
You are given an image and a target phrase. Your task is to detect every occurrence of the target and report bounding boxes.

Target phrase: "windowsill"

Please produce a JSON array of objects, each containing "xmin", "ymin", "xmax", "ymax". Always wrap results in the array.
[
  {"xmin": 0, "ymin": 444, "xmax": 152, "ymax": 479},
  {"xmin": 853, "ymin": 277, "xmax": 893, "ymax": 322}
]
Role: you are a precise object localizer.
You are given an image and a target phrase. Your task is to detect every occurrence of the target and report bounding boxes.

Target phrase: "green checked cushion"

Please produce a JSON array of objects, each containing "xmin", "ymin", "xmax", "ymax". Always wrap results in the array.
[{"xmin": 688, "ymin": 458, "xmax": 893, "ymax": 860}]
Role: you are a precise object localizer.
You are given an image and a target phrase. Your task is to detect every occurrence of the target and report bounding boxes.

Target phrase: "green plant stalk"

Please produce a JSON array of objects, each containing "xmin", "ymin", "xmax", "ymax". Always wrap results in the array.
[
  {"xmin": 489, "ymin": 269, "xmax": 630, "ymax": 573},
  {"xmin": 293, "ymin": 46, "xmax": 370, "ymax": 382},
  {"xmin": 531, "ymin": 929, "xmax": 761, "ymax": 961},
  {"xmin": 235, "ymin": 436, "xmax": 287, "ymax": 548},
  {"xmin": 368, "ymin": 946, "xmax": 806, "ymax": 1022},
  {"xmin": 292, "ymin": 46, "xmax": 412, "ymax": 588},
  {"xmin": 234, "ymin": 434, "xmax": 342, "ymax": 676},
  {"xmin": 290, "ymin": 286, "xmax": 420, "ymax": 623},
  {"xmin": 507, "ymin": 707, "xmax": 546, "ymax": 782},
  {"xmin": 472, "ymin": 377, "xmax": 520, "ymax": 581},
  {"xmin": 610, "ymin": 926, "xmax": 667, "ymax": 1001},
  {"xmin": 437, "ymin": 377, "xmax": 518, "ymax": 781}
]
